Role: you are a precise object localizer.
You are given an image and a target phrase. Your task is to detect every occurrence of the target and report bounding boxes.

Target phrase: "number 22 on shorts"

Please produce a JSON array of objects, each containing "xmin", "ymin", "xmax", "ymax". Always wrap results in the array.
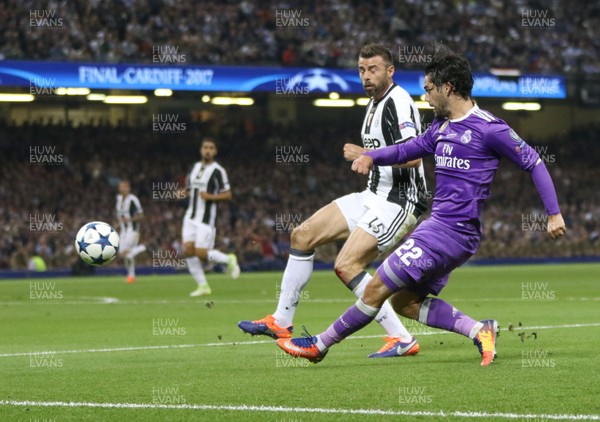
[{"xmin": 395, "ymin": 238, "xmax": 423, "ymax": 266}]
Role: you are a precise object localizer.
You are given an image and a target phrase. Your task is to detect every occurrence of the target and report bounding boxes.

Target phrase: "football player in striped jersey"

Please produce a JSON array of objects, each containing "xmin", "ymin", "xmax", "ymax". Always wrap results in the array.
[
  {"xmin": 239, "ymin": 44, "xmax": 429, "ymax": 358},
  {"xmin": 182, "ymin": 138, "xmax": 240, "ymax": 297}
]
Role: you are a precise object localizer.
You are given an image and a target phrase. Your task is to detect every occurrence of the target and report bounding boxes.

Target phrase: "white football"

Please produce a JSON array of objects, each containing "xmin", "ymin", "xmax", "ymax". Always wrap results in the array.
[{"xmin": 75, "ymin": 221, "xmax": 120, "ymax": 266}]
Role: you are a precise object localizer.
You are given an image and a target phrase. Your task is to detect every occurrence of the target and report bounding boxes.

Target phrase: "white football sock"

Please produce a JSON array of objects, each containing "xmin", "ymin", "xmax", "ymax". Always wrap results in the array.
[
  {"xmin": 315, "ymin": 335, "xmax": 327, "ymax": 352},
  {"xmin": 352, "ymin": 272, "xmax": 412, "ymax": 342},
  {"xmin": 126, "ymin": 257, "xmax": 135, "ymax": 278},
  {"xmin": 208, "ymin": 249, "xmax": 229, "ymax": 264},
  {"xmin": 186, "ymin": 256, "xmax": 208, "ymax": 286},
  {"xmin": 272, "ymin": 249, "xmax": 314, "ymax": 327}
]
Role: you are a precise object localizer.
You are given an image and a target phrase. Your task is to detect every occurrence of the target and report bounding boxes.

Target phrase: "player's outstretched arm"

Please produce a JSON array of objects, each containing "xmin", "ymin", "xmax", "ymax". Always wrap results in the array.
[
  {"xmin": 364, "ymin": 135, "xmax": 431, "ymax": 166},
  {"xmin": 344, "ymin": 142, "xmax": 421, "ymax": 168},
  {"xmin": 350, "ymin": 131, "xmax": 434, "ymax": 175},
  {"xmin": 484, "ymin": 123, "xmax": 566, "ymax": 241}
]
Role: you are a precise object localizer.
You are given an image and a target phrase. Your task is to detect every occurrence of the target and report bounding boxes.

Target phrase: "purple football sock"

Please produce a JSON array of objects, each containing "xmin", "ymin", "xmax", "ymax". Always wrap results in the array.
[
  {"xmin": 320, "ymin": 299, "xmax": 379, "ymax": 348},
  {"xmin": 419, "ymin": 298, "xmax": 481, "ymax": 338}
]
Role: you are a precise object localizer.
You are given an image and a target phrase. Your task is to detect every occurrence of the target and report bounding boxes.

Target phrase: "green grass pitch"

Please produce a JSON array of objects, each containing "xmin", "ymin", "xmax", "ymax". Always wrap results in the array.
[{"xmin": 1, "ymin": 264, "xmax": 599, "ymax": 421}]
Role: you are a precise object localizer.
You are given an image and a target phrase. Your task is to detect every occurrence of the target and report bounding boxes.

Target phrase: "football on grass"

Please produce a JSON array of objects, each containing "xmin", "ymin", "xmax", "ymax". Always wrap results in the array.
[{"xmin": 75, "ymin": 221, "xmax": 120, "ymax": 266}]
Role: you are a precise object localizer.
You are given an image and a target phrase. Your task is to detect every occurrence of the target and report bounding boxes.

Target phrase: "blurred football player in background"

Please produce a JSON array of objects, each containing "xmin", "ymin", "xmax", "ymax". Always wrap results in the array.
[
  {"xmin": 116, "ymin": 179, "xmax": 146, "ymax": 283},
  {"xmin": 182, "ymin": 137, "xmax": 240, "ymax": 297}
]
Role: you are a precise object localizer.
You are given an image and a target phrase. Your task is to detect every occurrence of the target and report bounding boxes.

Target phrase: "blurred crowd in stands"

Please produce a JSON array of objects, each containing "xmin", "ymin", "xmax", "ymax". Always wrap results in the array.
[
  {"xmin": 1, "ymin": 0, "xmax": 599, "ymax": 74},
  {"xmin": 1, "ymin": 118, "xmax": 598, "ymax": 272}
]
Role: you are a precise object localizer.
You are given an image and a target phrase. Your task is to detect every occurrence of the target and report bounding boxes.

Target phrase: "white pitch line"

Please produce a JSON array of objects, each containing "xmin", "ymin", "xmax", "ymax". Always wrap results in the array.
[
  {"xmin": 1, "ymin": 322, "xmax": 598, "ymax": 359},
  {"xmin": 0, "ymin": 340, "xmax": 271, "ymax": 358},
  {"xmin": 0, "ymin": 400, "xmax": 597, "ymax": 420},
  {"xmin": 0, "ymin": 296, "xmax": 599, "ymax": 306}
]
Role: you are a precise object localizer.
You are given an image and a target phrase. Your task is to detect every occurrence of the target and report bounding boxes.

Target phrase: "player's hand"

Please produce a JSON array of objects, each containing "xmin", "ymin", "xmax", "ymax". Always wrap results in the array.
[
  {"xmin": 547, "ymin": 213, "xmax": 566, "ymax": 240},
  {"xmin": 343, "ymin": 143, "xmax": 367, "ymax": 161},
  {"xmin": 200, "ymin": 191, "xmax": 211, "ymax": 200},
  {"xmin": 351, "ymin": 154, "xmax": 373, "ymax": 175}
]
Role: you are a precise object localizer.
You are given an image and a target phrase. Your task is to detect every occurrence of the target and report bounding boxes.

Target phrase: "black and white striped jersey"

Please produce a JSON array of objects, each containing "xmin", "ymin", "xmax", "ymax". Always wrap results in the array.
[
  {"xmin": 361, "ymin": 83, "xmax": 428, "ymax": 217},
  {"xmin": 116, "ymin": 193, "xmax": 143, "ymax": 232},
  {"xmin": 184, "ymin": 161, "xmax": 230, "ymax": 228}
]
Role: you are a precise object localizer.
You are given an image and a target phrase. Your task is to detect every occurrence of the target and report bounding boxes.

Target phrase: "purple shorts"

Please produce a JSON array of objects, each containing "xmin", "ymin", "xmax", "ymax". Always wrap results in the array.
[{"xmin": 377, "ymin": 217, "xmax": 480, "ymax": 296}]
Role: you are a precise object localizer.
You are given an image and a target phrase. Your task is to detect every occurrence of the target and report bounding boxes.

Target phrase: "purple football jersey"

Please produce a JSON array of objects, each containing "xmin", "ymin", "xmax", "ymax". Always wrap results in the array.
[{"xmin": 366, "ymin": 105, "xmax": 557, "ymax": 234}]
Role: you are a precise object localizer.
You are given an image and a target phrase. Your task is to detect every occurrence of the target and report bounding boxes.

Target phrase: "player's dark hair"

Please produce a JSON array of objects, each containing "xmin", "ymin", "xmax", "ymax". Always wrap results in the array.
[
  {"xmin": 201, "ymin": 137, "xmax": 217, "ymax": 148},
  {"xmin": 425, "ymin": 43, "xmax": 473, "ymax": 100},
  {"xmin": 359, "ymin": 44, "xmax": 394, "ymax": 67}
]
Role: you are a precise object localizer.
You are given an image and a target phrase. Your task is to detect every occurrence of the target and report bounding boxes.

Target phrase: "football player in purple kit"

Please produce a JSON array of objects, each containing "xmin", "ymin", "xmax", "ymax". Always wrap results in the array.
[{"xmin": 276, "ymin": 44, "xmax": 566, "ymax": 366}]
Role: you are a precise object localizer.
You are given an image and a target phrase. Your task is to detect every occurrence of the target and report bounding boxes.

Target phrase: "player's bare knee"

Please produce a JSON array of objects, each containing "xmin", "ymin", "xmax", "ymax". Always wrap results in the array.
[
  {"xmin": 333, "ymin": 255, "xmax": 346, "ymax": 281},
  {"xmin": 290, "ymin": 224, "xmax": 315, "ymax": 251},
  {"xmin": 333, "ymin": 255, "xmax": 360, "ymax": 283}
]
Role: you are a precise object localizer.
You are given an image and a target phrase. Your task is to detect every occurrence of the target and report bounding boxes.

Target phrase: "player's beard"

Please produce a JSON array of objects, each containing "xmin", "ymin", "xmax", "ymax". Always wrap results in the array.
[
  {"xmin": 433, "ymin": 105, "xmax": 450, "ymax": 118},
  {"xmin": 364, "ymin": 79, "xmax": 388, "ymax": 99},
  {"xmin": 432, "ymin": 98, "xmax": 451, "ymax": 118}
]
